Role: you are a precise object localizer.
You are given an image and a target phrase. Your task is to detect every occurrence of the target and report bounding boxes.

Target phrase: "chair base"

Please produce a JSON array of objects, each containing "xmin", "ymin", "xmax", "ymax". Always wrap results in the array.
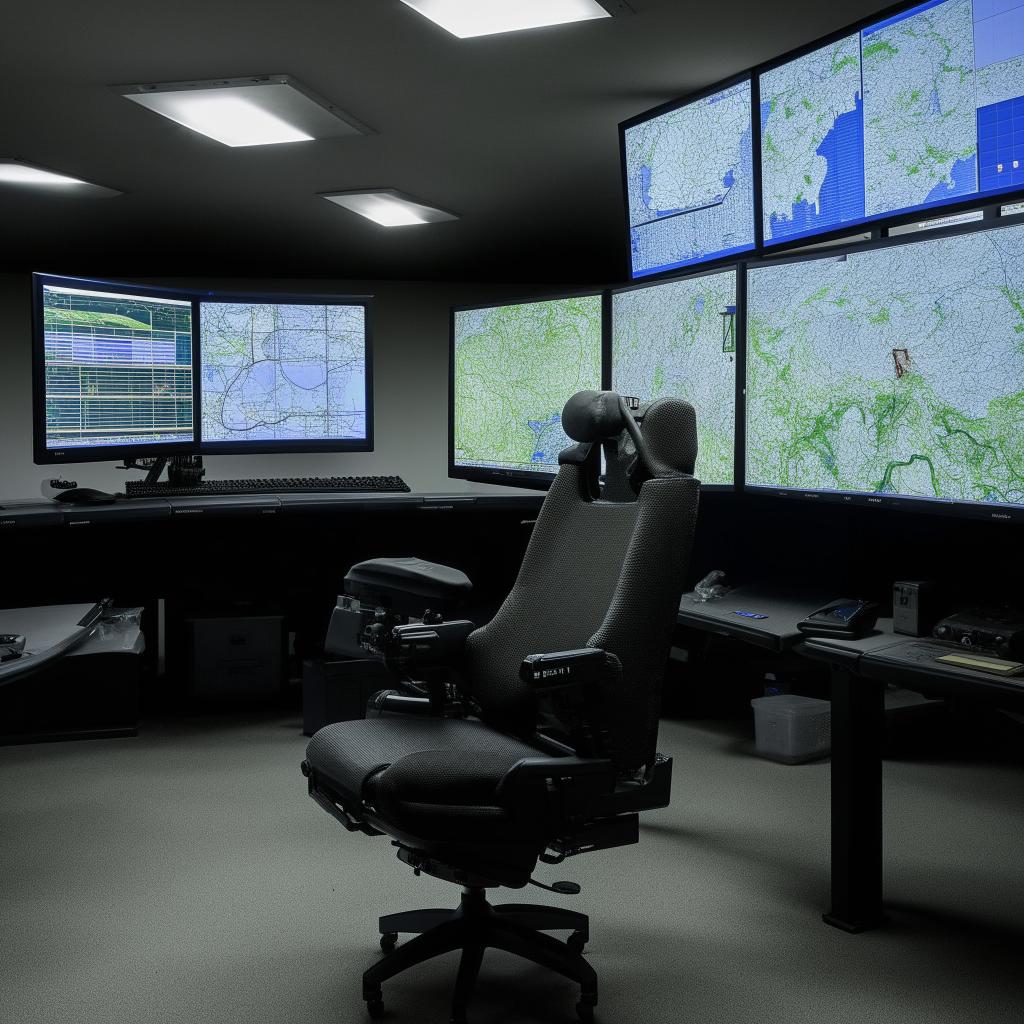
[{"xmin": 363, "ymin": 887, "xmax": 597, "ymax": 1023}]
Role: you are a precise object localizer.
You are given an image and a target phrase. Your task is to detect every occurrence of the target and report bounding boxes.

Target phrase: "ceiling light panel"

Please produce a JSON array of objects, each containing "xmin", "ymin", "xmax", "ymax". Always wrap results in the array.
[
  {"xmin": 118, "ymin": 76, "xmax": 371, "ymax": 147},
  {"xmin": 398, "ymin": 0, "xmax": 625, "ymax": 38},
  {"xmin": 321, "ymin": 190, "xmax": 459, "ymax": 227},
  {"xmin": 0, "ymin": 160, "xmax": 120, "ymax": 196}
]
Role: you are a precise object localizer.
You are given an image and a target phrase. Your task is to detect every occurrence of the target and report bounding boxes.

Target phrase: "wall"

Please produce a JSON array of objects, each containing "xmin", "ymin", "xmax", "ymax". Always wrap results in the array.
[{"xmin": 0, "ymin": 273, "xmax": 540, "ymax": 501}]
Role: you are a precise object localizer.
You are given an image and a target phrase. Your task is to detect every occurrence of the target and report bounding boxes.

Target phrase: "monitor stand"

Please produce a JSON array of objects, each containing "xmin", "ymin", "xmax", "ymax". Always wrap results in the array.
[{"xmin": 121, "ymin": 455, "xmax": 205, "ymax": 487}]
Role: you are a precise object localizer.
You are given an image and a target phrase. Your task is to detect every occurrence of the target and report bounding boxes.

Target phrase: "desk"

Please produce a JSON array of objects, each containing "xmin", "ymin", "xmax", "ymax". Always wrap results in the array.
[
  {"xmin": 0, "ymin": 492, "xmax": 543, "ymax": 529},
  {"xmin": 0, "ymin": 491, "xmax": 544, "ymax": 702},
  {"xmin": 802, "ymin": 628, "xmax": 1024, "ymax": 933},
  {"xmin": 677, "ymin": 587, "xmax": 1024, "ymax": 934}
]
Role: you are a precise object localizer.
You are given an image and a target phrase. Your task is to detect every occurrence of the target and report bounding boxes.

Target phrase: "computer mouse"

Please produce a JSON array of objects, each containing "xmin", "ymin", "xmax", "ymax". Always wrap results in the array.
[{"xmin": 52, "ymin": 487, "xmax": 119, "ymax": 505}]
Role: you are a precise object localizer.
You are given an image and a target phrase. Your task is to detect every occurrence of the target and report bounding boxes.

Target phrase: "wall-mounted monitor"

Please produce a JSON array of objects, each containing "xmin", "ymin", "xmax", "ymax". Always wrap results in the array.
[
  {"xmin": 745, "ymin": 218, "xmax": 1024, "ymax": 520},
  {"xmin": 450, "ymin": 293, "xmax": 603, "ymax": 488},
  {"xmin": 197, "ymin": 298, "xmax": 372, "ymax": 453},
  {"xmin": 32, "ymin": 274, "xmax": 195, "ymax": 464},
  {"xmin": 611, "ymin": 267, "xmax": 737, "ymax": 486},
  {"xmin": 760, "ymin": 0, "xmax": 1024, "ymax": 248},
  {"xmin": 621, "ymin": 78, "xmax": 756, "ymax": 280}
]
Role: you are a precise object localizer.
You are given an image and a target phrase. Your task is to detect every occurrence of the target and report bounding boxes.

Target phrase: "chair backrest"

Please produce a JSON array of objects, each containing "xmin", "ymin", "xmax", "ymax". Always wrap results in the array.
[{"xmin": 462, "ymin": 394, "xmax": 700, "ymax": 772}]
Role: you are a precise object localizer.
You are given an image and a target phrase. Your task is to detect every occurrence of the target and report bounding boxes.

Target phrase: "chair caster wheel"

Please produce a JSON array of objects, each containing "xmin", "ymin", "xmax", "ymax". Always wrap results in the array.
[
  {"xmin": 567, "ymin": 930, "xmax": 587, "ymax": 955},
  {"xmin": 366, "ymin": 998, "xmax": 385, "ymax": 1019},
  {"xmin": 576, "ymin": 1001, "xmax": 595, "ymax": 1022},
  {"xmin": 380, "ymin": 932, "xmax": 398, "ymax": 953}
]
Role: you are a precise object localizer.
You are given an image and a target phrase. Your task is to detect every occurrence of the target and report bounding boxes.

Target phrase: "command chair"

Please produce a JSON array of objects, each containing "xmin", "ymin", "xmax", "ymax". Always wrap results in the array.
[{"xmin": 301, "ymin": 391, "xmax": 701, "ymax": 1023}]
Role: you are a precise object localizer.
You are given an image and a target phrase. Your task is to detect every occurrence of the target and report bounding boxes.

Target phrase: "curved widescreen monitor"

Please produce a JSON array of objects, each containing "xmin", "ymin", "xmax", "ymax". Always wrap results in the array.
[
  {"xmin": 197, "ymin": 297, "xmax": 372, "ymax": 453},
  {"xmin": 760, "ymin": 0, "xmax": 1024, "ymax": 247},
  {"xmin": 32, "ymin": 274, "xmax": 195, "ymax": 464},
  {"xmin": 746, "ymin": 218, "xmax": 1024, "ymax": 520},
  {"xmin": 621, "ymin": 78, "xmax": 756, "ymax": 280},
  {"xmin": 450, "ymin": 292, "xmax": 603, "ymax": 488},
  {"xmin": 611, "ymin": 267, "xmax": 737, "ymax": 486}
]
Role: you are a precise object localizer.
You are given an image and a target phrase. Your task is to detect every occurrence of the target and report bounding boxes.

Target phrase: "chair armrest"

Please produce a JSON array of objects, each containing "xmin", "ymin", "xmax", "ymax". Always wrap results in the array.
[
  {"xmin": 519, "ymin": 648, "xmax": 621, "ymax": 758},
  {"xmin": 388, "ymin": 619, "xmax": 476, "ymax": 670},
  {"xmin": 519, "ymin": 648, "xmax": 609, "ymax": 689}
]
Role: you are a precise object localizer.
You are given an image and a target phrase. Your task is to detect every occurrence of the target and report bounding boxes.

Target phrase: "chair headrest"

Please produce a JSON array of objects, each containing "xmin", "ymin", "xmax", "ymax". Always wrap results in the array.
[
  {"xmin": 561, "ymin": 390, "xmax": 698, "ymax": 492},
  {"xmin": 636, "ymin": 397, "xmax": 698, "ymax": 476},
  {"xmin": 561, "ymin": 390, "xmax": 629, "ymax": 444}
]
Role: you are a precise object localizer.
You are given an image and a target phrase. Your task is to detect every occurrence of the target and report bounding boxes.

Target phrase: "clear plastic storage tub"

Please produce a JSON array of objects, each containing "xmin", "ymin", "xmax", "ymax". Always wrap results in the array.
[{"xmin": 750, "ymin": 694, "xmax": 831, "ymax": 764}]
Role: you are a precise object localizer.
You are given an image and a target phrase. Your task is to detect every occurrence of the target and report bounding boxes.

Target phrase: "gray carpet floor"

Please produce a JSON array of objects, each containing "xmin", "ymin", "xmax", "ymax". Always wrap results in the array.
[{"xmin": 2, "ymin": 714, "xmax": 1023, "ymax": 1024}]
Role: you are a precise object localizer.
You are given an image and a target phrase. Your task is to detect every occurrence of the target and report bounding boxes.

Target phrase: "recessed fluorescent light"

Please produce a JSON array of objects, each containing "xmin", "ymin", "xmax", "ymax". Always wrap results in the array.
[
  {"xmin": 320, "ymin": 189, "xmax": 459, "ymax": 227},
  {"xmin": 398, "ymin": 0, "xmax": 631, "ymax": 38},
  {"xmin": 117, "ymin": 75, "xmax": 372, "ymax": 147},
  {"xmin": 0, "ymin": 159, "xmax": 120, "ymax": 196}
]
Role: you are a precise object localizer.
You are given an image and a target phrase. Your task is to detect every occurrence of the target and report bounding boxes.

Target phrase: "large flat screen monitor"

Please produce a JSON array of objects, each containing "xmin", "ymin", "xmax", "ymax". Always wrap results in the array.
[
  {"xmin": 760, "ymin": 0, "xmax": 1024, "ymax": 247},
  {"xmin": 621, "ymin": 78, "xmax": 756, "ymax": 280},
  {"xmin": 746, "ymin": 218, "xmax": 1024, "ymax": 520},
  {"xmin": 450, "ymin": 293, "xmax": 603, "ymax": 487},
  {"xmin": 611, "ymin": 268, "xmax": 737, "ymax": 486},
  {"xmin": 197, "ymin": 298, "xmax": 372, "ymax": 453},
  {"xmin": 32, "ymin": 275, "xmax": 195, "ymax": 464}
]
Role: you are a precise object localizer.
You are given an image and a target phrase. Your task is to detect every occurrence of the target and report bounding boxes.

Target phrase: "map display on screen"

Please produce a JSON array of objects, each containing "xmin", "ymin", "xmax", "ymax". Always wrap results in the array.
[
  {"xmin": 452, "ymin": 295, "xmax": 602, "ymax": 475},
  {"xmin": 623, "ymin": 80, "xmax": 756, "ymax": 278},
  {"xmin": 612, "ymin": 269, "xmax": 737, "ymax": 484},
  {"xmin": 199, "ymin": 302, "xmax": 367, "ymax": 444},
  {"xmin": 746, "ymin": 220, "xmax": 1024, "ymax": 510},
  {"xmin": 761, "ymin": 0, "xmax": 1024, "ymax": 245}
]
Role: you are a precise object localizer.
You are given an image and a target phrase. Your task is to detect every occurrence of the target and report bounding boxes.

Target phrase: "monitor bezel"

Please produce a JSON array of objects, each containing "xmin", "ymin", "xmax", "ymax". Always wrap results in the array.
[
  {"xmin": 754, "ymin": 0, "xmax": 1024, "ymax": 254},
  {"xmin": 32, "ymin": 272, "xmax": 200, "ymax": 466},
  {"xmin": 617, "ymin": 71, "xmax": 758, "ymax": 284},
  {"xmin": 448, "ymin": 289, "xmax": 607, "ymax": 491},
  {"xmin": 194, "ymin": 291, "xmax": 374, "ymax": 456},
  {"xmin": 742, "ymin": 212, "xmax": 1024, "ymax": 525},
  {"xmin": 609, "ymin": 263, "xmax": 743, "ymax": 491}
]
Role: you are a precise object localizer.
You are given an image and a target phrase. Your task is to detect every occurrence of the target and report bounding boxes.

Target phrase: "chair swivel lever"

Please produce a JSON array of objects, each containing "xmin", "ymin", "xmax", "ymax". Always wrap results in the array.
[{"xmin": 528, "ymin": 878, "xmax": 582, "ymax": 895}]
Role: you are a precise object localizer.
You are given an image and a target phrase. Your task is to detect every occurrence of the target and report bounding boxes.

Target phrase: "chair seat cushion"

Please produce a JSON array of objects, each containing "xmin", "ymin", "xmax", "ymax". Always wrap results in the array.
[{"xmin": 305, "ymin": 716, "xmax": 545, "ymax": 806}]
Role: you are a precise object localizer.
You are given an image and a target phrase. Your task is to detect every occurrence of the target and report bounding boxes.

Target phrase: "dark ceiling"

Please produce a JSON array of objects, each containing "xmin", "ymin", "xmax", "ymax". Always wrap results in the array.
[{"xmin": 0, "ymin": 0, "xmax": 891, "ymax": 284}]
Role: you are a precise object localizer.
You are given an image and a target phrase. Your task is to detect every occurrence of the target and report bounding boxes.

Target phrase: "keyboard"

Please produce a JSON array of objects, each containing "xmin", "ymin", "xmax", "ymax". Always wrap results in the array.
[{"xmin": 124, "ymin": 475, "xmax": 411, "ymax": 499}]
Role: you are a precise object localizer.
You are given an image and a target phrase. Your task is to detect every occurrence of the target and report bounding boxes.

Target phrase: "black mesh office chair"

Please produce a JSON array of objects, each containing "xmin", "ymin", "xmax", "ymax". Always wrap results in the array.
[{"xmin": 301, "ymin": 391, "xmax": 701, "ymax": 1023}]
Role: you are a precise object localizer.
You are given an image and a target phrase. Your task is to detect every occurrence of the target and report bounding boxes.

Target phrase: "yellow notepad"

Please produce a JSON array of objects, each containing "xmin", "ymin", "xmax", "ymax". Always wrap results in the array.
[{"xmin": 935, "ymin": 652, "xmax": 1024, "ymax": 675}]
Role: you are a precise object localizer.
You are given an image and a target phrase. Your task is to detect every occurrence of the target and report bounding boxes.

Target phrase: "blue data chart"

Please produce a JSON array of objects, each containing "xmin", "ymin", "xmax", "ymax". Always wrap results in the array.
[
  {"xmin": 978, "ymin": 97, "xmax": 1024, "ymax": 193},
  {"xmin": 41, "ymin": 284, "xmax": 194, "ymax": 451}
]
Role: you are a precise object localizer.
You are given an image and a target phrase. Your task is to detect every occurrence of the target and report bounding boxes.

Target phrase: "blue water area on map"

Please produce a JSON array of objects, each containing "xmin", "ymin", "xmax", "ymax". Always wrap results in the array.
[
  {"xmin": 760, "ymin": 101, "xmax": 772, "ymax": 132},
  {"xmin": 978, "ymin": 95, "xmax": 1024, "ymax": 193},
  {"xmin": 695, "ymin": 297, "xmax": 705, "ymax": 314},
  {"xmin": 929, "ymin": 88, "xmax": 942, "ymax": 115},
  {"xmin": 723, "ymin": 169, "xmax": 735, "ymax": 187},
  {"xmin": 767, "ymin": 92, "xmax": 865, "ymax": 244},
  {"xmin": 925, "ymin": 155, "xmax": 978, "ymax": 202},
  {"xmin": 528, "ymin": 413, "xmax": 566, "ymax": 465},
  {"xmin": 283, "ymin": 360, "xmax": 327, "ymax": 389}
]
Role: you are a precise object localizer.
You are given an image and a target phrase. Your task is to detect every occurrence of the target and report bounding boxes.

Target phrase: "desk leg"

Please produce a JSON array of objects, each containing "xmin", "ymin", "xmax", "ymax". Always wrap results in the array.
[{"xmin": 823, "ymin": 669, "xmax": 886, "ymax": 933}]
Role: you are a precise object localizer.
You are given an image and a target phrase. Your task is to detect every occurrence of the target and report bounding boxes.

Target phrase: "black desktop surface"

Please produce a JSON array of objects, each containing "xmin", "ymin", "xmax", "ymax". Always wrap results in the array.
[
  {"xmin": 677, "ymin": 584, "xmax": 836, "ymax": 652},
  {"xmin": 0, "ymin": 491, "xmax": 544, "ymax": 528}
]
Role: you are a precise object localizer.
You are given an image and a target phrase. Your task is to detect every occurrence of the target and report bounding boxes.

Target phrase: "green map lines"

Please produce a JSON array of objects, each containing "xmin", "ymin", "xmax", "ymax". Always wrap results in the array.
[
  {"xmin": 746, "ymin": 221, "xmax": 1024, "ymax": 508},
  {"xmin": 200, "ymin": 302, "xmax": 367, "ymax": 443},
  {"xmin": 612, "ymin": 270, "xmax": 736, "ymax": 485},
  {"xmin": 453, "ymin": 296, "xmax": 602, "ymax": 474},
  {"xmin": 861, "ymin": 0, "xmax": 977, "ymax": 216}
]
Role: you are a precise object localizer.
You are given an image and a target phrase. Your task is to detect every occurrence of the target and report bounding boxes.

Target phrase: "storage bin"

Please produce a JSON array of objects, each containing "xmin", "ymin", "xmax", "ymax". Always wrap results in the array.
[{"xmin": 750, "ymin": 694, "xmax": 831, "ymax": 764}]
